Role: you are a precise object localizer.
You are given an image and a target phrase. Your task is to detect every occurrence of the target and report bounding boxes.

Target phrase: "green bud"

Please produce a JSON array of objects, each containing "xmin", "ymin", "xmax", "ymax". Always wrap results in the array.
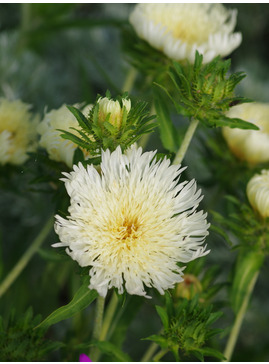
[
  {"xmin": 59, "ymin": 92, "xmax": 156, "ymax": 160},
  {"xmin": 157, "ymin": 51, "xmax": 257, "ymax": 130}
]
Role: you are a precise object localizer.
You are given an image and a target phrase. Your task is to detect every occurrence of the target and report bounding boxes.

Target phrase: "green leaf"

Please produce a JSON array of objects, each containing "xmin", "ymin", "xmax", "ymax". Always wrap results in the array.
[
  {"xmin": 108, "ymin": 295, "xmax": 143, "ymax": 348},
  {"xmin": 201, "ymin": 347, "xmax": 226, "ymax": 360},
  {"xmin": 36, "ymin": 277, "xmax": 98, "ymax": 330},
  {"xmin": 155, "ymin": 305, "xmax": 169, "ymax": 330},
  {"xmin": 206, "ymin": 311, "xmax": 223, "ymax": 326},
  {"xmin": 209, "ymin": 223, "xmax": 233, "ymax": 247},
  {"xmin": 73, "ymin": 147, "xmax": 85, "ymax": 165},
  {"xmin": 103, "ymin": 120, "xmax": 117, "ymax": 134},
  {"xmin": 67, "ymin": 105, "xmax": 90, "ymax": 131},
  {"xmin": 171, "ymin": 62, "xmax": 192, "ymax": 98},
  {"xmin": 37, "ymin": 248, "xmax": 68, "ymax": 262},
  {"xmin": 192, "ymin": 349, "xmax": 204, "ymax": 361},
  {"xmin": 213, "ymin": 116, "xmax": 259, "ymax": 130},
  {"xmin": 90, "ymin": 340, "xmax": 131, "ymax": 361},
  {"xmin": 194, "ymin": 50, "xmax": 203, "ymax": 71},
  {"xmin": 153, "ymin": 85, "xmax": 178, "ymax": 152},
  {"xmin": 143, "ymin": 334, "xmax": 168, "ymax": 348},
  {"xmin": 231, "ymin": 249, "xmax": 264, "ymax": 314},
  {"xmin": 58, "ymin": 129, "xmax": 90, "ymax": 150}
]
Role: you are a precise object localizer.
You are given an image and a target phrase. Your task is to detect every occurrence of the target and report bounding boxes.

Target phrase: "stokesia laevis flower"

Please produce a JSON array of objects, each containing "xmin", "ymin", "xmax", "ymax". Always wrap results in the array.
[
  {"xmin": 0, "ymin": 98, "xmax": 38, "ymax": 165},
  {"xmin": 247, "ymin": 170, "xmax": 269, "ymax": 219},
  {"xmin": 53, "ymin": 145, "xmax": 210, "ymax": 298},
  {"xmin": 222, "ymin": 103, "xmax": 269, "ymax": 165},
  {"xmin": 37, "ymin": 104, "xmax": 92, "ymax": 168},
  {"xmin": 129, "ymin": 3, "xmax": 242, "ymax": 63}
]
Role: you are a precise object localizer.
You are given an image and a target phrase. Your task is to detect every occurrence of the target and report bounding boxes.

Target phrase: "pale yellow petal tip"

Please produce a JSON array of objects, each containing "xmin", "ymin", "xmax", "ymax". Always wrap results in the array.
[
  {"xmin": 129, "ymin": 3, "xmax": 242, "ymax": 63},
  {"xmin": 247, "ymin": 170, "xmax": 269, "ymax": 219},
  {"xmin": 0, "ymin": 98, "xmax": 38, "ymax": 166},
  {"xmin": 223, "ymin": 102, "xmax": 269, "ymax": 165},
  {"xmin": 97, "ymin": 96, "xmax": 131, "ymax": 129}
]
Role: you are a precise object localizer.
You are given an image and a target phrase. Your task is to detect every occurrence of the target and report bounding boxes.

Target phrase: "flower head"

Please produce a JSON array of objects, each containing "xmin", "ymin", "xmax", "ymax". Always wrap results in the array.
[
  {"xmin": 0, "ymin": 98, "xmax": 38, "ymax": 165},
  {"xmin": 129, "ymin": 3, "xmax": 242, "ymax": 63},
  {"xmin": 97, "ymin": 96, "xmax": 131, "ymax": 129},
  {"xmin": 247, "ymin": 170, "xmax": 269, "ymax": 219},
  {"xmin": 222, "ymin": 103, "xmax": 269, "ymax": 164},
  {"xmin": 54, "ymin": 145, "xmax": 209, "ymax": 298},
  {"xmin": 37, "ymin": 104, "xmax": 92, "ymax": 168}
]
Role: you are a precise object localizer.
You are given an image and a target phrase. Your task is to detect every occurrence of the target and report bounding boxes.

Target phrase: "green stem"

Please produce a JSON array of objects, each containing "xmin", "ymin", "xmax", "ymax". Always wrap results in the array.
[
  {"xmin": 0, "ymin": 215, "xmax": 54, "ymax": 298},
  {"xmin": 122, "ymin": 67, "xmax": 137, "ymax": 94},
  {"xmin": 153, "ymin": 348, "xmax": 169, "ymax": 362},
  {"xmin": 173, "ymin": 118, "xmax": 199, "ymax": 165},
  {"xmin": 223, "ymin": 271, "xmax": 259, "ymax": 362},
  {"xmin": 141, "ymin": 341, "xmax": 159, "ymax": 362},
  {"xmin": 90, "ymin": 295, "xmax": 105, "ymax": 361},
  {"xmin": 99, "ymin": 291, "xmax": 118, "ymax": 341}
]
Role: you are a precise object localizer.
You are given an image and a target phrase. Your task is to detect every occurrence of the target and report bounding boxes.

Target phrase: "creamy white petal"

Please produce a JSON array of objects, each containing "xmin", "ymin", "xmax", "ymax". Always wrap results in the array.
[
  {"xmin": 247, "ymin": 170, "xmax": 269, "ymax": 219},
  {"xmin": 37, "ymin": 104, "xmax": 92, "ymax": 167},
  {"xmin": 223, "ymin": 103, "xmax": 269, "ymax": 165},
  {"xmin": 130, "ymin": 4, "xmax": 242, "ymax": 63},
  {"xmin": 54, "ymin": 145, "xmax": 210, "ymax": 297},
  {"xmin": 0, "ymin": 98, "xmax": 38, "ymax": 165}
]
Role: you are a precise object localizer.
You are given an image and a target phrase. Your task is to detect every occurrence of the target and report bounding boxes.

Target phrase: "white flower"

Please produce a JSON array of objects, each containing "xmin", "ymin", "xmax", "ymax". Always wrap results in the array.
[
  {"xmin": 54, "ymin": 145, "xmax": 210, "ymax": 298},
  {"xmin": 247, "ymin": 170, "xmax": 269, "ymax": 219},
  {"xmin": 37, "ymin": 104, "xmax": 92, "ymax": 168},
  {"xmin": 129, "ymin": 3, "xmax": 242, "ymax": 63},
  {"xmin": 97, "ymin": 97, "xmax": 131, "ymax": 129},
  {"xmin": 0, "ymin": 98, "xmax": 38, "ymax": 165},
  {"xmin": 222, "ymin": 103, "xmax": 269, "ymax": 165}
]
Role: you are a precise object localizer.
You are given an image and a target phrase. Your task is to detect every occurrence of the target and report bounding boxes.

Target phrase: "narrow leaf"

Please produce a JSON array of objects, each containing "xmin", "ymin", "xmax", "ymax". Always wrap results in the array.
[
  {"xmin": 73, "ymin": 147, "xmax": 85, "ymax": 165},
  {"xmin": 231, "ymin": 249, "xmax": 264, "ymax": 314},
  {"xmin": 36, "ymin": 278, "xmax": 98, "ymax": 329},
  {"xmin": 143, "ymin": 334, "xmax": 168, "ymax": 348},
  {"xmin": 67, "ymin": 105, "xmax": 90, "ymax": 130},
  {"xmin": 153, "ymin": 86, "xmax": 178, "ymax": 152},
  {"xmin": 58, "ymin": 129, "xmax": 90, "ymax": 149},
  {"xmin": 214, "ymin": 116, "xmax": 259, "ymax": 130},
  {"xmin": 155, "ymin": 305, "xmax": 169, "ymax": 330},
  {"xmin": 201, "ymin": 347, "xmax": 226, "ymax": 361}
]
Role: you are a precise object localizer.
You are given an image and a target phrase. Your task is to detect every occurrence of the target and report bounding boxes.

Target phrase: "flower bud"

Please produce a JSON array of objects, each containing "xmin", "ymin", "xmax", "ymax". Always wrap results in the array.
[
  {"xmin": 223, "ymin": 103, "xmax": 269, "ymax": 165},
  {"xmin": 247, "ymin": 170, "xmax": 269, "ymax": 219},
  {"xmin": 174, "ymin": 274, "xmax": 202, "ymax": 300},
  {"xmin": 97, "ymin": 97, "xmax": 131, "ymax": 129}
]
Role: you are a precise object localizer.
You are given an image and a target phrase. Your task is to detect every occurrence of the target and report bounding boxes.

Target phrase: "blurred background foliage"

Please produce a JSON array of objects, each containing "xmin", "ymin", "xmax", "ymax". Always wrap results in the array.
[{"xmin": 0, "ymin": 3, "xmax": 269, "ymax": 361}]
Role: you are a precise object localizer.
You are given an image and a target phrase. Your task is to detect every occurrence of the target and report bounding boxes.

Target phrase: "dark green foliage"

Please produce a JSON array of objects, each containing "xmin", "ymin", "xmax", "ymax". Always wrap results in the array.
[
  {"xmin": 0, "ymin": 308, "xmax": 62, "ymax": 361},
  {"xmin": 156, "ymin": 52, "xmax": 258, "ymax": 130},
  {"xmin": 145, "ymin": 294, "xmax": 225, "ymax": 361}
]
